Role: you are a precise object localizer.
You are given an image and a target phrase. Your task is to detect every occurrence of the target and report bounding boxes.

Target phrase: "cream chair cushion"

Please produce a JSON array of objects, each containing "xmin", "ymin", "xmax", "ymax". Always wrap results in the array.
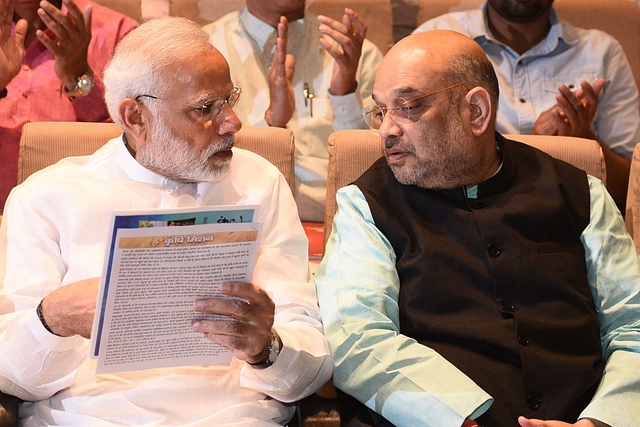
[
  {"xmin": 17, "ymin": 122, "xmax": 296, "ymax": 195},
  {"xmin": 324, "ymin": 130, "xmax": 606, "ymax": 246}
]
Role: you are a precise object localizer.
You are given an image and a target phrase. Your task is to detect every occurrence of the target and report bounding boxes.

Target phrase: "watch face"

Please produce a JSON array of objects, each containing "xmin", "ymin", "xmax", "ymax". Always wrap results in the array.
[{"xmin": 77, "ymin": 74, "xmax": 95, "ymax": 95}]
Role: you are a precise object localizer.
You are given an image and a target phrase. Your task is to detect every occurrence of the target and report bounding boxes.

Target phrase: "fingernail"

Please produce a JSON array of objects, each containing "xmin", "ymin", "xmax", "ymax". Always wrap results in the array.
[
  {"xmin": 220, "ymin": 282, "xmax": 230, "ymax": 293},
  {"xmin": 194, "ymin": 300, "xmax": 204, "ymax": 309},
  {"xmin": 192, "ymin": 321, "xmax": 202, "ymax": 329}
]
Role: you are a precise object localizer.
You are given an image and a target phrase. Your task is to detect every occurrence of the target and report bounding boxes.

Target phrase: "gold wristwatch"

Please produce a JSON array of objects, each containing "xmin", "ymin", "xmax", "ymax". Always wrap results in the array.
[
  {"xmin": 64, "ymin": 67, "xmax": 95, "ymax": 98},
  {"xmin": 248, "ymin": 329, "xmax": 281, "ymax": 369}
]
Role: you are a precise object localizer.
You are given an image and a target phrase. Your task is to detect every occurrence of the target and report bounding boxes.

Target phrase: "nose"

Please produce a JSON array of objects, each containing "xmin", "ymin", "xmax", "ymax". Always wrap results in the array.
[
  {"xmin": 218, "ymin": 104, "xmax": 242, "ymax": 134},
  {"xmin": 378, "ymin": 110, "xmax": 403, "ymax": 140}
]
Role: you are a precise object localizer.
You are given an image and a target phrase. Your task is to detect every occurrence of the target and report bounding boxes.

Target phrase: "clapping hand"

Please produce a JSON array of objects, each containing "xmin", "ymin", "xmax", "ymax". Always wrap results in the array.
[
  {"xmin": 36, "ymin": 0, "xmax": 92, "ymax": 92},
  {"xmin": 0, "ymin": 0, "xmax": 27, "ymax": 90},
  {"xmin": 318, "ymin": 8, "xmax": 366, "ymax": 95},
  {"xmin": 531, "ymin": 78, "xmax": 605, "ymax": 138}
]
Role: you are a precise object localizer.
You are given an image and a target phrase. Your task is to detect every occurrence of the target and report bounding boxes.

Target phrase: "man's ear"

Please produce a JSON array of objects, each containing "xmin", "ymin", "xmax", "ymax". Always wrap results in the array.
[
  {"xmin": 119, "ymin": 98, "xmax": 149, "ymax": 149},
  {"xmin": 465, "ymin": 87, "xmax": 493, "ymax": 137}
]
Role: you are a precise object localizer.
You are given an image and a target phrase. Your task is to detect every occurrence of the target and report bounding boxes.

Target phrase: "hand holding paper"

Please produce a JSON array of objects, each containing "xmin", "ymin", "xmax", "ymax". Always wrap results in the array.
[{"xmin": 192, "ymin": 281, "xmax": 275, "ymax": 364}]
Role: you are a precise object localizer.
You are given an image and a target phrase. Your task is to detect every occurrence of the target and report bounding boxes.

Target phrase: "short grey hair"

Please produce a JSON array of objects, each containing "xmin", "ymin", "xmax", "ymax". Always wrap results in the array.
[
  {"xmin": 103, "ymin": 17, "xmax": 215, "ymax": 127},
  {"xmin": 442, "ymin": 49, "xmax": 500, "ymax": 115}
]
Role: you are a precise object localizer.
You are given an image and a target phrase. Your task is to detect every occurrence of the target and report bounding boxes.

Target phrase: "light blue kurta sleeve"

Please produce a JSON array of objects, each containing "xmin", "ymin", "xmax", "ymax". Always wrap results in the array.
[
  {"xmin": 315, "ymin": 185, "xmax": 492, "ymax": 427},
  {"xmin": 579, "ymin": 176, "xmax": 640, "ymax": 427}
]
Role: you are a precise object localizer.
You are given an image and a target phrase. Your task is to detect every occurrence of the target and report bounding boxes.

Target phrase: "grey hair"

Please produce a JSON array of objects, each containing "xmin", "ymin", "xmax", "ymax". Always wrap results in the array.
[
  {"xmin": 442, "ymin": 49, "xmax": 500, "ymax": 115},
  {"xmin": 103, "ymin": 17, "xmax": 215, "ymax": 127}
]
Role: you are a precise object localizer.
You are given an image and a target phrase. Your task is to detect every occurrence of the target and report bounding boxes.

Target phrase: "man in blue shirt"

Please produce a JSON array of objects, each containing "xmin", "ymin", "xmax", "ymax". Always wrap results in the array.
[{"xmin": 413, "ymin": 0, "xmax": 640, "ymax": 211}]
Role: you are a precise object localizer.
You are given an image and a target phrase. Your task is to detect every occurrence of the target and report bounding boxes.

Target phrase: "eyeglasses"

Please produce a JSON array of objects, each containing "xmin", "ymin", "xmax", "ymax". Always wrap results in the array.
[
  {"xmin": 135, "ymin": 87, "xmax": 242, "ymax": 121},
  {"xmin": 362, "ymin": 84, "xmax": 470, "ymax": 130}
]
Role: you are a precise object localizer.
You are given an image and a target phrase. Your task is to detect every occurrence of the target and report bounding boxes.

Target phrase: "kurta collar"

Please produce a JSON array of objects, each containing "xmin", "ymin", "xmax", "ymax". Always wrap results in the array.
[
  {"xmin": 240, "ymin": 7, "xmax": 306, "ymax": 54},
  {"xmin": 114, "ymin": 134, "xmax": 191, "ymax": 191}
]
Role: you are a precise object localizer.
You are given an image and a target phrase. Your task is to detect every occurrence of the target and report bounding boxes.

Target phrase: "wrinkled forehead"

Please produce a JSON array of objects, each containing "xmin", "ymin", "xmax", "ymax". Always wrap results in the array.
[{"xmin": 373, "ymin": 50, "xmax": 448, "ymax": 103}]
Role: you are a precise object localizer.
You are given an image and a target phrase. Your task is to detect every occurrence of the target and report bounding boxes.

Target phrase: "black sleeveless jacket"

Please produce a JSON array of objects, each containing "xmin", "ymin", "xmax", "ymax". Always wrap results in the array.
[{"xmin": 349, "ymin": 134, "xmax": 604, "ymax": 427}]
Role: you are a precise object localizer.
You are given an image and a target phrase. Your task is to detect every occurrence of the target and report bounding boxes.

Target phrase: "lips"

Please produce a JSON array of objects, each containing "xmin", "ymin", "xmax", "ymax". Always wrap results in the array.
[
  {"xmin": 213, "ymin": 147, "xmax": 234, "ymax": 159},
  {"xmin": 385, "ymin": 147, "xmax": 411, "ymax": 165}
]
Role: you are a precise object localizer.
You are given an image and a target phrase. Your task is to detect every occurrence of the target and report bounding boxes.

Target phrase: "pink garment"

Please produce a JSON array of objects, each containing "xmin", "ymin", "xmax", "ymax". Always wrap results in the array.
[{"xmin": 0, "ymin": 0, "xmax": 138, "ymax": 208}]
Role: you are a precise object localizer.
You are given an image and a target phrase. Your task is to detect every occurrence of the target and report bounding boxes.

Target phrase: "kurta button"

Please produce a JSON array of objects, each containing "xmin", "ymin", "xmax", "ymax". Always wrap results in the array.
[
  {"xmin": 526, "ymin": 394, "xmax": 542, "ymax": 410},
  {"xmin": 500, "ymin": 302, "xmax": 515, "ymax": 312},
  {"xmin": 487, "ymin": 244, "xmax": 502, "ymax": 257},
  {"xmin": 518, "ymin": 335, "xmax": 530, "ymax": 346},
  {"xmin": 519, "ymin": 98, "xmax": 526, "ymax": 103}
]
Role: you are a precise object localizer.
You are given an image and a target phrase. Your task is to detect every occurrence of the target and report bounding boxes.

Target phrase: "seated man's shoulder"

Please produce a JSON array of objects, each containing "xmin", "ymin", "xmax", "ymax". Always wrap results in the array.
[
  {"xmin": 18, "ymin": 147, "xmax": 116, "ymax": 195},
  {"xmin": 560, "ymin": 20, "xmax": 621, "ymax": 48}
]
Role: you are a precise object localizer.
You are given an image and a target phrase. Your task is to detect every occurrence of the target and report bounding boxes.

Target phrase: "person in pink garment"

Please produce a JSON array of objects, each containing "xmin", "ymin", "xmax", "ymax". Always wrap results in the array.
[{"xmin": 0, "ymin": 0, "xmax": 138, "ymax": 209}]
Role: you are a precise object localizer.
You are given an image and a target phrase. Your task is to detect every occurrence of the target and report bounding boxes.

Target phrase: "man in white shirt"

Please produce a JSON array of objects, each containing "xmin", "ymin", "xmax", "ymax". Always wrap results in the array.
[
  {"xmin": 204, "ymin": 0, "xmax": 383, "ymax": 222},
  {"xmin": 0, "ymin": 17, "xmax": 332, "ymax": 426},
  {"xmin": 414, "ymin": 0, "xmax": 640, "ymax": 211}
]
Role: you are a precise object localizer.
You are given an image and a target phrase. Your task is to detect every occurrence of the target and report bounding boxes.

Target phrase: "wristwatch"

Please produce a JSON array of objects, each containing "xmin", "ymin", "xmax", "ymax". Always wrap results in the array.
[
  {"xmin": 249, "ymin": 329, "xmax": 281, "ymax": 369},
  {"xmin": 64, "ymin": 67, "xmax": 95, "ymax": 98}
]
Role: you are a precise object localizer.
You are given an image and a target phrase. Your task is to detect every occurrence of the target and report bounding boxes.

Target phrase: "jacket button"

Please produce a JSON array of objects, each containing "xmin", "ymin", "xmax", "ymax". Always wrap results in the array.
[
  {"xmin": 469, "ymin": 201, "xmax": 484, "ymax": 209},
  {"xmin": 517, "ymin": 335, "xmax": 530, "ymax": 346},
  {"xmin": 526, "ymin": 395, "xmax": 542, "ymax": 410},
  {"xmin": 499, "ymin": 302, "xmax": 515, "ymax": 312},
  {"xmin": 487, "ymin": 244, "xmax": 503, "ymax": 257}
]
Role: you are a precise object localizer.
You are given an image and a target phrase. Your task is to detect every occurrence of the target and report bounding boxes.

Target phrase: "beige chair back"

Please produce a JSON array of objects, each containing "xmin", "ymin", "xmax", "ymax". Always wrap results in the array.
[
  {"xmin": 416, "ymin": 0, "xmax": 640, "ymax": 93},
  {"xmin": 324, "ymin": 130, "xmax": 606, "ymax": 246},
  {"xmin": 625, "ymin": 143, "xmax": 640, "ymax": 253},
  {"xmin": 17, "ymin": 122, "xmax": 296, "ymax": 194}
]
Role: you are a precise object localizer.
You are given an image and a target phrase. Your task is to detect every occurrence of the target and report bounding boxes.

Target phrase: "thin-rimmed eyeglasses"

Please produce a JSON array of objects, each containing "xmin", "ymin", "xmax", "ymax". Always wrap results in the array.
[
  {"xmin": 135, "ymin": 86, "xmax": 242, "ymax": 121},
  {"xmin": 362, "ymin": 84, "xmax": 470, "ymax": 130}
]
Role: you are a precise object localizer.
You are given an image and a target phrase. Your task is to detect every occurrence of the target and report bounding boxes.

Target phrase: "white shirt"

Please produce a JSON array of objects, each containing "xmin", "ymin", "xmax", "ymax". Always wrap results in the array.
[
  {"xmin": 414, "ymin": 2, "xmax": 640, "ymax": 158},
  {"xmin": 205, "ymin": 9, "xmax": 383, "ymax": 221},
  {"xmin": 0, "ymin": 136, "xmax": 332, "ymax": 426}
]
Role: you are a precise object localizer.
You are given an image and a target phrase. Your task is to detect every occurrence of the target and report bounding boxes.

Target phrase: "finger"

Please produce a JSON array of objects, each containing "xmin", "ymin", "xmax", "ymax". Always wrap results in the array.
[
  {"xmin": 2, "ymin": 0, "xmax": 16, "ymax": 27},
  {"xmin": 13, "ymin": 19, "xmax": 28, "ymax": 52},
  {"xmin": 193, "ymin": 319, "xmax": 270, "ymax": 360},
  {"xmin": 578, "ymin": 80, "xmax": 600, "ymax": 116},
  {"xmin": 61, "ymin": 0, "xmax": 86, "ymax": 28},
  {"xmin": 194, "ymin": 296, "xmax": 255, "ymax": 321},
  {"xmin": 278, "ymin": 15, "xmax": 288, "ymax": 44},
  {"xmin": 271, "ymin": 35, "xmax": 286, "ymax": 76},
  {"xmin": 557, "ymin": 84, "xmax": 583, "ymax": 111},
  {"xmin": 220, "ymin": 281, "xmax": 272, "ymax": 306},
  {"xmin": 345, "ymin": 8, "xmax": 368, "ymax": 40},
  {"xmin": 37, "ymin": 5, "xmax": 71, "ymax": 42},
  {"xmin": 285, "ymin": 53, "xmax": 295, "ymax": 82},
  {"xmin": 318, "ymin": 16, "xmax": 351, "ymax": 45},
  {"xmin": 35, "ymin": 29, "xmax": 62, "ymax": 55},
  {"xmin": 82, "ymin": 3, "xmax": 93, "ymax": 32},
  {"xmin": 590, "ymin": 77, "xmax": 606, "ymax": 95}
]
